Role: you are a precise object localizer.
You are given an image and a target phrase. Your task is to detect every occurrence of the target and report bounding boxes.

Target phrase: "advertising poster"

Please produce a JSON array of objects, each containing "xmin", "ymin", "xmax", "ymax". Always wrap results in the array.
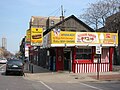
[
  {"xmin": 48, "ymin": 31, "xmax": 118, "ymax": 47},
  {"xmin": 31, "ymin": 28, "xmax": 43, "ymax": 46},
  {"xmin": 25, "ymin": 45, "xmax": 29, "ymax": 57},
  {"xmin": 51, "ymin": 30, "xmax": 76, "ymax": 44},
  {"xmin": 76, "ymin": 32, "xmax": 99, "ymax": 44},
  {"xmin": 98, "ymin": 33, "xmax": 118, "ymax": 44},
  {"xmin": 26, "ymin": 29, "xmax": 31, "ymax": 46},
  {"xmin": 76, "ymin": 32, "xmax": 118, "ymax": 45}
]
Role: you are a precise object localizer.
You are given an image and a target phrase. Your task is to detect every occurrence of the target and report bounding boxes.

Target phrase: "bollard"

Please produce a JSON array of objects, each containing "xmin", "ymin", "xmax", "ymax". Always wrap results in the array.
[
  {"xmin": 29, "ymin": 64, "xmax": 31, "ymax": 71},
  {"xmin": 31, "ymin": 64, "xmax": 33, "ymax": 73}
]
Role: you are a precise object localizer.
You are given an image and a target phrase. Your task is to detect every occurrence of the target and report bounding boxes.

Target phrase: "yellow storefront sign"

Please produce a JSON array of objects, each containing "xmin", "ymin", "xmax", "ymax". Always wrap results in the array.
[
  {"xmin": 48, "ymin": 31, "xmax": 118, "ymax": 46},
  {"xmin": 76, "ymin": 32, "xmax": 99, "ymax": 44},
  {"xmin": 76, "ymin": 32, "xmax": 118, "ymax": 44},
  {"xmin": 31, "ymin": 28, "xmax": 43, "ymax": 46},
  {"xmin": 98, "ymin": 33, "xmax": 118, "ymax": 44},
  {"xmin": 51, "ymin": 31, "xmax": 76, "ymax": 44},
  {"xmin": 26, "ymin": 29, "xmax": 31, "ymax": 43}
]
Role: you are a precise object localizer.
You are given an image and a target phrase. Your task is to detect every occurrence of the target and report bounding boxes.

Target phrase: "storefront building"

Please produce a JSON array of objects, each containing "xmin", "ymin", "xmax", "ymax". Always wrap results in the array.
[
  {"xmin": 43, "ymin": 30, "xmax": 118, "ymax": 73},
  {"xmin": 25, "ymin": 15, "xmax": 118, "ymax": 73},
  {"xmin": 42, "ymin": 15, "xmax": 118, "ymax": 73}
]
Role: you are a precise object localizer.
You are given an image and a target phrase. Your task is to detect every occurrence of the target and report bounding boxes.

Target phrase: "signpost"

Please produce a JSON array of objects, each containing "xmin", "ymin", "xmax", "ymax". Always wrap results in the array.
[
  {"xmin": 96, "ymin": 45, "xmax": 102, "ymax": 54},
  {"xmin": 96, "ymin": 45, "xmax": 102, "ymax": 80}
]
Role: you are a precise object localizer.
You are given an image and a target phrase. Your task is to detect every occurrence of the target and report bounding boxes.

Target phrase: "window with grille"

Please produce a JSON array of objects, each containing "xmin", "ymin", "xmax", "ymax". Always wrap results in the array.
[{"xmin": 76, "ymin": 48, "xmax": 92, "ymax": 60}]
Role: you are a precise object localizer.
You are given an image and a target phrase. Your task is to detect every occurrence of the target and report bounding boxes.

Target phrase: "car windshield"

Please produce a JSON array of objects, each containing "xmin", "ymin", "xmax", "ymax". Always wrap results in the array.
[
  {"xmin": 7, "ymin": 59, "xmax": 23, "ymax": 65},
  {"xmin": 0, "ymin": 58, "xmax": 6, "ymax": 60}
]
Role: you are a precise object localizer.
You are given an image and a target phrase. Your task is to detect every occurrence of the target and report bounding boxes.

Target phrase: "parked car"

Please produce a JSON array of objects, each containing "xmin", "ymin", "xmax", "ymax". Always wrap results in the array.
[
  {"xmin": 6, "ymin": 59, "xmax": 24, "ymax": 75},
  {"xmin": 0, "ymin": 58, "xmax": 7, "ymax": 64}
]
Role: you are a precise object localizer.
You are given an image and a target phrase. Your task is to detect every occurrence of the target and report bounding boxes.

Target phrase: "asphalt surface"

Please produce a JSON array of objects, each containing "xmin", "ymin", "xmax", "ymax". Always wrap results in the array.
[
  {"xmin": 1, "ymin": 64, "xmax": 120, "ymax": 90},
  {"xmin": 0, "ymin": 64, "xmax": 35, "ymax": 90}
]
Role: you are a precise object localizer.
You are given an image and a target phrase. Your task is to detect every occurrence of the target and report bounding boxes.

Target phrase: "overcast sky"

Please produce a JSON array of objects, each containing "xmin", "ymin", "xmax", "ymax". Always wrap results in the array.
[{"xmin": 0, "ymin": 0, "xmax": 98, "ymax": 54}]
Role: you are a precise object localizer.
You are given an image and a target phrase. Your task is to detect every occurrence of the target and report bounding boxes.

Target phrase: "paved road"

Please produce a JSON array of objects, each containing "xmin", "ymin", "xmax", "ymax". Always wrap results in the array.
[
  {"xmin": 0, "ymin": 64, "xmax": 47, "ymax": 90},
  {"xmin": 39, "ymin": 81, "xmax": 120, "ymax": 90},
  {"xmin": 0, "ymin": 64, "xmax": 120, "ymax": 90},
  {"xmin": 84, "ymin": 82, "xmax": 120, "ymax": 90}
]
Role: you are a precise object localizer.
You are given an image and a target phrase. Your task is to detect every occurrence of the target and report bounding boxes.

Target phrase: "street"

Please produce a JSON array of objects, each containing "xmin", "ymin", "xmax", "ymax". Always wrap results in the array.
[
  {"xmin": 0, "ymin": 0, "xmax": 120, "ymax": 89},
  {"xmin": 38, "ymin": 82, "xmax": 120, "ymax": 90},
  {"xmin": 0, "ymin": 64, "xmax": 120, "ymax": 90}
]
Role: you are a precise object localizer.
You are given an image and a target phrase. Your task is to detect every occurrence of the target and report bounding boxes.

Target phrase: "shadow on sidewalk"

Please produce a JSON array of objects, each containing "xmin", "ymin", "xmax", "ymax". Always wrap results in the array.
[
  {"xmin": 24, "ymin": 63, "xmax": 51, "ymax": 74},
  {"xmin": 89, "ymin": 74, "xmax": 120, "ymax": 81}
]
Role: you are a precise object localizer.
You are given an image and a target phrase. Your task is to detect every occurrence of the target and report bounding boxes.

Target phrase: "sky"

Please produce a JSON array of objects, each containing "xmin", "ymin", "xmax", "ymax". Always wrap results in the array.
[{"xmin": 0, "ymin": 0, "xmax": 98, "ymax": 54}]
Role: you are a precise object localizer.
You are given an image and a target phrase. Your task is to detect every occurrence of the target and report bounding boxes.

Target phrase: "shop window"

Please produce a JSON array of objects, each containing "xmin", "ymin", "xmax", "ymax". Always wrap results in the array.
[
  {"xmin": 76, "ymin": 48, "xmax": 92, "ymax": 60},
  {"xmin": 101, "ymin": 48, "xmax": 109, "ymax": 63}
]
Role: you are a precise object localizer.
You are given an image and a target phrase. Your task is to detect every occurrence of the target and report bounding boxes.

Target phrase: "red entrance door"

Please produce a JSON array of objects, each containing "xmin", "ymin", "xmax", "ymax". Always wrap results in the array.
[{"xmin": 56, "ymin": 48, "xmax": 64, "ymax": 71}]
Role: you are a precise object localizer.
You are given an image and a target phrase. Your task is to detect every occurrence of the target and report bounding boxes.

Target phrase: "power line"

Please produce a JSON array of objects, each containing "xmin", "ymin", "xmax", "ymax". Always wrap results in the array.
[{"xmin": 48, "ymin": 7, "xmax": 61, "ymax": 16}]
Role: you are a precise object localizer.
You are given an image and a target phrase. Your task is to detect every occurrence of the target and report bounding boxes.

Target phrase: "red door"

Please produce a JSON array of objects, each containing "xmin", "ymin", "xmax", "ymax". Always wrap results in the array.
[{"xmin": 56, "ymin": 48, "xmax": 64, "ymax": 71}]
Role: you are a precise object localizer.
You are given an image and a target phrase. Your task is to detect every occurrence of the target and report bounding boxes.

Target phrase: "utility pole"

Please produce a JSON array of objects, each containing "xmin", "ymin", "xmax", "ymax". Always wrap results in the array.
[
  {"xmin": 61, "ymin": 5, "xmax": 64, "ymax": 21},
  {"xmin": 61, "ymin": 5, "xmax": 65, "ymax": 31}
]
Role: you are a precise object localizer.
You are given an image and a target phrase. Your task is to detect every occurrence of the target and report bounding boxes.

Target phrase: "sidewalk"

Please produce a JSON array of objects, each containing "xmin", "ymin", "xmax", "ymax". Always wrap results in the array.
[
  {"xmin": 24, "ymin": 63, "xmax": 50, "ymax": 73},
  {"xmin": 23, "ymin": 64, "xmax": 120, "ymax": 83}
]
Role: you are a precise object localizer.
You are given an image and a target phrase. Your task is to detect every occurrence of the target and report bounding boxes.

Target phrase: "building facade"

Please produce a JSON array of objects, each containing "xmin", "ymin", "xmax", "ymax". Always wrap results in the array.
[
  {"xmin": 24, "ymin": 15, "xmax": 118, "ymax": 73},
  {"xmin": 42, "ymin": 15, "xmax": 118, "ymax": 73},
  {"xmin": 98, "ymin": 12, "xmax": 120, "ymax": 65}
]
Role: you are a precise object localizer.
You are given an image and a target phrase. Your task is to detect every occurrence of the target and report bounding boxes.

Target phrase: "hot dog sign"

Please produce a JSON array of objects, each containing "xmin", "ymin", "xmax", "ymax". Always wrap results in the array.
[{"xmin": 31, "ymin": 28, "xmax": 43, "ymax": 46}]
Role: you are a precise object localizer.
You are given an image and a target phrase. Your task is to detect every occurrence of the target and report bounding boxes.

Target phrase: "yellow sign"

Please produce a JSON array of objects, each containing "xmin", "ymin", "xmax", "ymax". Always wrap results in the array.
[
  {"xmin": 76, "ymin": 32, "xmax": 99, "ymax": 44},
  {"xmin": 31, "ymin": 28, "xmax": 43, "ymax": 46},
  {"xmin": 76, "ymin": 32, "xmax": 118, "ymax": 44},
  {"xmin": 51, "ymin": 31, "xmax": 76, "ymax": 44},
  {"xmin": 49, "ymin": 31, "xmax": 118, "ymax": 46},
  {"xmin": 26, "ymin": 29, "xmax": 31, "ymax": 43},
  {"xmin": 98, "ymin": 33, "xmax": 118, "ymax": 44}
]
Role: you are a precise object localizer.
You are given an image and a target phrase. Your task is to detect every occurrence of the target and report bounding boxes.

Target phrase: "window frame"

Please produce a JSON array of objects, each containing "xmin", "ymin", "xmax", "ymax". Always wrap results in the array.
[{"xmin": 75, "ymin": 47, "xmax": 92, "ymax": 61}]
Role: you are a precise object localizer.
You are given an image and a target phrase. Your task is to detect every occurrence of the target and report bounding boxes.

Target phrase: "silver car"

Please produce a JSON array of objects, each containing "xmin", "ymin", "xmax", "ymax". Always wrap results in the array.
[{"xmin": 0, "ymin": 58, "xmax": 7, "ymax": 64}]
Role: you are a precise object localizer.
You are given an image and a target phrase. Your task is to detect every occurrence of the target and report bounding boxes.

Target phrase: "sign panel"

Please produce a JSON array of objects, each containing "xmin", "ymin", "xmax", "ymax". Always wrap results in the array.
[
  {"xmin": 51, "ymin": 31, "xmax": 76, "ymax": 44},
  {"xmin": 76, "ymin": 32, "xmax": 99, "ymax": 44},
  {"xmin": 31, "ymin": 28, "xmax": 43, "ymax": 46},
  {"xmin": 26, "ymin": 29, "xmax": 31, "ymax": 46},
  {"xmin": 25, "ymin": 45, "xmax": 29, "ymax": 57},
  {"xmin": 43, "ymin": 31, "xmax": 51, "ymax": 48},
  {"xmin": 96, "ymin": 45, "xmax": 102, "ymax": 54},
  {"xmin": 99, "ymin": 33, "xmax": 118, "ymax": 44},
  {"xmin": 76, "ymin": 32, "xmax": 118, "ymax": 45},
  {"xmin": 45, "ymin": 31, "xmax": 118, "ymax": 47}
]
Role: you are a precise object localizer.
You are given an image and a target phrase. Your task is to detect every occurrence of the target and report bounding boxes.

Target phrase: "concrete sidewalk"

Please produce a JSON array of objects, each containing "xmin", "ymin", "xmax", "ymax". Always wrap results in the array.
[{"xmin": 23, "ymin": 64, "xmax": 120, "ymax": 83}]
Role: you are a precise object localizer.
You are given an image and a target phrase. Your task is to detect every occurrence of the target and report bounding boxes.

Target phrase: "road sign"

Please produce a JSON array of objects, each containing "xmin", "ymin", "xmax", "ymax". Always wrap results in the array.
[{"xmin": 96, "ymin": 45, "xmax": 102, "ymax": 54}]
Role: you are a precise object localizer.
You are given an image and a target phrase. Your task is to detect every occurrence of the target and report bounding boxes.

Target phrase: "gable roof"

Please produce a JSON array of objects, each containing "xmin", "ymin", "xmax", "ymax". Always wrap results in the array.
[{"xmin": 44, "ymin": 15, "xmax": 95, "ymax": 35}]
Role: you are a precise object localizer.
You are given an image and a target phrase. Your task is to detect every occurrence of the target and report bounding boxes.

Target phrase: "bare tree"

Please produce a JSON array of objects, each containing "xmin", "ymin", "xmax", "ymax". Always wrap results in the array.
[{"xmin": 80, "ymin": 0, "xmax": 120, "ymax": 31}]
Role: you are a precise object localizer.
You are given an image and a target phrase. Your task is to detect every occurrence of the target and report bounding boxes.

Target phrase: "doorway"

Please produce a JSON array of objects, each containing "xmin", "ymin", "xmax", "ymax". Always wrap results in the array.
[{"xmin": 64, "ymin": 48, "xmax": 72, "ymax": 71}]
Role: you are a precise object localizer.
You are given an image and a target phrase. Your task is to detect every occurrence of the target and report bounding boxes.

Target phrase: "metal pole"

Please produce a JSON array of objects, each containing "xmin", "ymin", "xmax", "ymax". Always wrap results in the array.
[
  {"xmin": 31, "ymin": 64, "xmax": 33, "ymax": 73},
  {"xmin": 97, "ymin": 58, "xmax": 99, "ymax": 80},
  {"xmin": 97, "ymin": 54, "xmax": 100, "ymax": 80}
]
